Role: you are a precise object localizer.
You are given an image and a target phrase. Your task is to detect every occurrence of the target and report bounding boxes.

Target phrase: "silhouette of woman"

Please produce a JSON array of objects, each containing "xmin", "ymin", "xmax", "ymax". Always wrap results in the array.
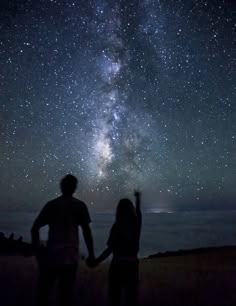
[{"xmin": 92, "ymin": 191, "xmax": 142, "ymax": 306}]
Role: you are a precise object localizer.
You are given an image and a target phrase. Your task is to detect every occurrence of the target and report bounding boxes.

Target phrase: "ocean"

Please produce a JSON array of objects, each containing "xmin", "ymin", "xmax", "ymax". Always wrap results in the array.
[{"xmin": 0, "ymin": 210, "xmax": 236, "ymax": 257}]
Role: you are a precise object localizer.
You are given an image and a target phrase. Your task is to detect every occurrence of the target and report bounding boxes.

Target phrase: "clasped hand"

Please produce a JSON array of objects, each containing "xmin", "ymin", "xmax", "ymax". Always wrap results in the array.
[{"xmin": 86, "ymin": 256, "xmax": 98, "ymax": 268}]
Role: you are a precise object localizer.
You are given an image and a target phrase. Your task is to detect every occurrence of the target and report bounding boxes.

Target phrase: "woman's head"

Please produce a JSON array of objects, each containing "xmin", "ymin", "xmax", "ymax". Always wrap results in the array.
[{"xmin": 116, "ymin": 198, "xmax": 136, "ymax": 224}]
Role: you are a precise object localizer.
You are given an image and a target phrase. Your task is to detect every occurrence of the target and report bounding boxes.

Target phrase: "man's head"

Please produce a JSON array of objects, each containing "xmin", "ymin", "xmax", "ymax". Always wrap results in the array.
[{"xmin": 60, "ymin": 174, "xmax": 78, "ymax": 196}]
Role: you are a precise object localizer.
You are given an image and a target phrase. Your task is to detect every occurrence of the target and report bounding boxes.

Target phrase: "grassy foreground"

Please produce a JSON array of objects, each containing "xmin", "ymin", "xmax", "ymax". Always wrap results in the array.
[{"xmin": 0, "ymin": 247, "xmax": 236, "ymax": 306}]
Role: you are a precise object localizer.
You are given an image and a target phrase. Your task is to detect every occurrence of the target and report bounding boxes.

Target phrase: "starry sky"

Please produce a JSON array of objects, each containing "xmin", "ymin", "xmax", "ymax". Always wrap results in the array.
[{"xmin": 0, "ymin": 0, "xmax": 235, "ymax": 211}]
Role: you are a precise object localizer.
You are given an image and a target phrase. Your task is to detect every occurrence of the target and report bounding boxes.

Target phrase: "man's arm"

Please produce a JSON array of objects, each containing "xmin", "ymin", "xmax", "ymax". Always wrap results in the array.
[
  {"xmin": 31, "ymin": 222, "xmax": 40, "ymax": 250},
  {"xmin": 31, "ymin": 205, "xmax": 49, "ymax": 250},
  {"xmin": 81, "ymin": 223, "xmax": 95, "ymax": 260}
]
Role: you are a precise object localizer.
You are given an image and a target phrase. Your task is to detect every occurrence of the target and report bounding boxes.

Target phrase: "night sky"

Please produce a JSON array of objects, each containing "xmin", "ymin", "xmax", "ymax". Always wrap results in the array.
[{"xmin": 0, "ymin": 0, "xmax": 235, "ymax": 211}]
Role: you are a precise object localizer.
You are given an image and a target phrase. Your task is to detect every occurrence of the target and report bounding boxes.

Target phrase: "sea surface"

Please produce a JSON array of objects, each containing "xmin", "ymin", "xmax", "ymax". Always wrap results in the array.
[{"xmin": 0, "ymin": 210, "xmax": 236, "ymax": 257}]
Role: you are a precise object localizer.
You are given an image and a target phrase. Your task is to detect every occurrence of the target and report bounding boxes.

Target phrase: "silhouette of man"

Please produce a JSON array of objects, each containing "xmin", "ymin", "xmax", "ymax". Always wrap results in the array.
[{"xmin": 31, "ymin": 174, "xmax": 94, "ymax": 306}]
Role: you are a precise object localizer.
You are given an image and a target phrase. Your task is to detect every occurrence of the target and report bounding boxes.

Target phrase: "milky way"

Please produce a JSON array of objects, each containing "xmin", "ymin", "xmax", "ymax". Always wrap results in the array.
[{"xmin": 0, "ymin": 0, "xmax": 235, "ymax": 210}]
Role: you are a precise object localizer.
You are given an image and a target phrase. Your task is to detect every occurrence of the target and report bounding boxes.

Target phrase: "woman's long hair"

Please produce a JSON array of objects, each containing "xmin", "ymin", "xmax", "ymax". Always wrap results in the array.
[{"xmin": 115, "ymin": 198, "xmax": 136, "ymax": 226}]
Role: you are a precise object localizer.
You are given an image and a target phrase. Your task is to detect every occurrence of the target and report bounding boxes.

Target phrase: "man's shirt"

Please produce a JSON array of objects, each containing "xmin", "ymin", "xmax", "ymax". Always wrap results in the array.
[{"xmin": 33, "ymin": 195, "xmax": 91, "ymax": 265}]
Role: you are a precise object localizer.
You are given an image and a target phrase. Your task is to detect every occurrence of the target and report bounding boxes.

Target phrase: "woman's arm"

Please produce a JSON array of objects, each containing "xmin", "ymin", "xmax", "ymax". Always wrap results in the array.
[
  {"xmin": 134, "ymin": 190, "xmax": 142, "ymax": 241},
  {"xmin": 134, "ymin": 191, "xmax": 142, "ymax": 223},
  {"xmin": 95, "ymin": 247, "xmax": 112, "ymax": 265},
  {"xmin": 87, "ymin": 247, "xmax": 112, "ymax": 268}
]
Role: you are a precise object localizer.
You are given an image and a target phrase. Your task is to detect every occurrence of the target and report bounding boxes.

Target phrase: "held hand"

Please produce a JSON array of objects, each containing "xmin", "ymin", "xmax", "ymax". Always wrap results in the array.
[
  {"xmin": 86, "ymin": 256, "xmax": 98, "ymax": 269},
  {"xmin": 86, "ymin": 253, "xmax": 95, "ymax": 268}
]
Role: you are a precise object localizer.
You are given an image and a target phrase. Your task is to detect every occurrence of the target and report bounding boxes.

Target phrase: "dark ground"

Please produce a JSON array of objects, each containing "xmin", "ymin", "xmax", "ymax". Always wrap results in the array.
[{"xmin": 0, "ymin": 247, "xmax": 236, "ymax": 306}]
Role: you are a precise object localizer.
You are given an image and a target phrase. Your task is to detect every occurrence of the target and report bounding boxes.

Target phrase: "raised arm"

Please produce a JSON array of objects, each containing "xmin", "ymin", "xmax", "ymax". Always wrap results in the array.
[{"xmin": 134, "ymin": 190, "xmax": 142, "ymax": 226}]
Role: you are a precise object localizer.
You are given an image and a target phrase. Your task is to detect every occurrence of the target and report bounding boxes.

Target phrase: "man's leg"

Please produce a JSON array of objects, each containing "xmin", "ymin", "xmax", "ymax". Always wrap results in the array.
[
  {"xmin": 37, "ymin": 267, "xmax": 55, "ymax": 306},
  {"xmin": 58, "ymin": 264, "xmax": 77, "ymax": 306}
]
